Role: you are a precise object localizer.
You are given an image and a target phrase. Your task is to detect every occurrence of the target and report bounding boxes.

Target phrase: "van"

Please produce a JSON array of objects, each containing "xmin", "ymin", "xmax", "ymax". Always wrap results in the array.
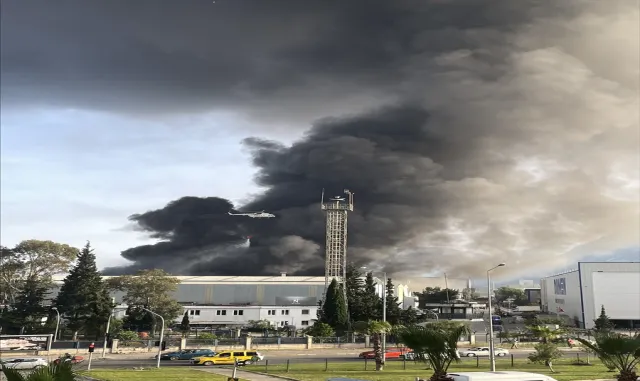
[
  {"xmin": 446, "ymin": 371, "xmax": 559, "ymax": 381},
  {"xmin": 189, "ymin": 350, "xmax": 264, "ymax": 366}
]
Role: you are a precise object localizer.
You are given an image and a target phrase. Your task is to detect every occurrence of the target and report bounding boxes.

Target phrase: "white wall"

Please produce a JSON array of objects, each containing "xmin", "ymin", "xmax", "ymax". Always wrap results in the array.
[
  {"xmin": 579, "ymin": 262, "xmax": 640, "ymax": 329},
  {"xmin": 592, "ymin": 272, "xmax": 640, "ymax": 320},
  {"xmin": 115, "ymin": 305, "xmax": 318, "ymax": 328},
  {"xmin": 540, "ymin": 270, "xmax": 582, "ymax": 325}
]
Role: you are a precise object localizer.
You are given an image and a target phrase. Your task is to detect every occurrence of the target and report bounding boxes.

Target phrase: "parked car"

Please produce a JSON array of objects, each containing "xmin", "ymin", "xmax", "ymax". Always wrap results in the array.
[
  {"xmin": 0, "ymin": 357, "xmax": 48, "ymax": 370},
  {"xmin": 458, "ymin": 347, "xmax": 509, "ymax": 357},
  {"xmin": 190, "ymin": 350, "xmax": 264, "ymax": 366},
  {"xmin": 157, "ymin": 349, "xmax": 215, "ymax": 360},
  {"xmin": 358, "ymin": 348, "xmax": 407, "ymax": 359}
]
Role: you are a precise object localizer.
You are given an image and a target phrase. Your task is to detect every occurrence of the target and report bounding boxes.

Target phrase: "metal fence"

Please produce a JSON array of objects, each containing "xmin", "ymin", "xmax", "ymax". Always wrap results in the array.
[
  {"xmin": 187, "ymin": 338, "xmax": 244, "ymax": 349},
  {"xmin": 251, "ymin": 337, "xmax": 307, "ymax": 345}
]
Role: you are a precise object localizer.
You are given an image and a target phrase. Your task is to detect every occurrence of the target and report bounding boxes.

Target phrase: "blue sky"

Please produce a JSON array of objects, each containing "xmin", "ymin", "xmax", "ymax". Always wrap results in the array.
[{"xmin": 0, "ymin": 108, "xmax": 269, "ymax": 268}]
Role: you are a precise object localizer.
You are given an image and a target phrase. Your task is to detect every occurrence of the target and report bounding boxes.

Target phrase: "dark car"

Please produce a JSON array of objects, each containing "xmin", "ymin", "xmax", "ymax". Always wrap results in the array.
[{"xmin": 158, "ymin": 349, "xmax": 216, "ymax": 360}]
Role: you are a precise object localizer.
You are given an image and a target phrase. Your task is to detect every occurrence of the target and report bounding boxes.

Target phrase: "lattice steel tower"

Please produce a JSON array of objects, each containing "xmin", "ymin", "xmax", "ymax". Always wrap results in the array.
[{"xmin": 320, "ymin": 189, "xmax": 354, "ymax": 289}]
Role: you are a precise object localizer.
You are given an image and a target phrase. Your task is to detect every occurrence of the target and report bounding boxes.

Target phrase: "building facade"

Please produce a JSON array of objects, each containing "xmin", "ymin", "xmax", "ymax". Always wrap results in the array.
[{"xmin": 540, "ymin": 262, "xmax": 640, "ymax": 329}]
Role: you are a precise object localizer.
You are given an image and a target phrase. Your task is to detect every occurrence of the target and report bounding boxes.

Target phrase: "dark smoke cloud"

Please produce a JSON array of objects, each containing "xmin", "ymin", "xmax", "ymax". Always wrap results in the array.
[{"xmin": 2, "ymin": 0, "xmax": 637, "ymax": 278}]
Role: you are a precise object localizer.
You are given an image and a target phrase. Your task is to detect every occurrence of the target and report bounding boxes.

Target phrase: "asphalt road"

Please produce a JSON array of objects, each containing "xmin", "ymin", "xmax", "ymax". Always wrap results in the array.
[{"xmin": 70, "ymin": 350, "xmax": 564, "ymax": 370}]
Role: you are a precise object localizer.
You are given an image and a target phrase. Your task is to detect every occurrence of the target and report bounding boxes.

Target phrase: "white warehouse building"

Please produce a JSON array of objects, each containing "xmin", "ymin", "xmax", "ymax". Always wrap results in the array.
[{"xmin": 540, "ymin": 262, "xmax": 640, "ymax": 330}]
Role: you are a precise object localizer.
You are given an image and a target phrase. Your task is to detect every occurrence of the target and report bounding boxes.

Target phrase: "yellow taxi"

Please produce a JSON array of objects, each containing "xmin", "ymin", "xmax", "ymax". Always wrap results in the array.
[{"xmin": 190, "ymin": 350, "xmax": 264, "ymax": 366}]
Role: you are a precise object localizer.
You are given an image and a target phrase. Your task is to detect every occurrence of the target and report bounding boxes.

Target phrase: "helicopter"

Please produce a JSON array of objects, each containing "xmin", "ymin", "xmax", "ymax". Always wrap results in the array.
[{"xmin": 227, "ymin": 210, "xmax": 276, "ymax": 218}]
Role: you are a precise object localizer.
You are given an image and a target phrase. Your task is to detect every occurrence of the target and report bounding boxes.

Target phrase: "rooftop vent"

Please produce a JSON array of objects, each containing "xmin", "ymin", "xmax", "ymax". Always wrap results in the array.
[{"xmin": 280, "ymin": 272, "xmax": 287, "ymax": 277}]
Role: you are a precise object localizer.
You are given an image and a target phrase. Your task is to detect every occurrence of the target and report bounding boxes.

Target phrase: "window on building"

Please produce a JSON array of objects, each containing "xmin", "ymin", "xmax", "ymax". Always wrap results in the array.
[
  {"xmin": 267, "ymin": 309, "xmax": 276, "ymax": 315},
  {"xmin": 280, "ymin": 321, "xmax": 288, "ymax": 326},
  {"xmin": 233, "ymin": 310, "xmax": 244, "ymax": 316},
  {"xmin": 301, "ymin": 321, "xmax": 309, "ymax": 326},
  {"xmin": 189, "ymin": 310, "xmax": 201, "ymax": 316},
  {"xmin": 216, "ymin": 310, "xmax": 227, "ymax": 316},
  {"xmin": 301, "ymin": 309, "xmax": 310, "ymax": 315},
  {"xmin": 282, "ymin": 310, "xmax": 289, "ymax": 315}
]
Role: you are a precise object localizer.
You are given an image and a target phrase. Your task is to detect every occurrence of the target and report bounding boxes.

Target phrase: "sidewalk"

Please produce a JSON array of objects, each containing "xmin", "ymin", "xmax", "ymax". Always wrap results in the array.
[{"xmin": 198, "ymin": 367, "xmax": 293, "ymax": 381}]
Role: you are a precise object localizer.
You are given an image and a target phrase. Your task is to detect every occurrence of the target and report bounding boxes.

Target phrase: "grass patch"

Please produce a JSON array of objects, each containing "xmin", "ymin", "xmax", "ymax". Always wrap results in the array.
[
  {"xmin": 82, "ymin": 368, "xmax": 248, "ymax": 381},
  {"xmin": 247, "ymin": 358, "xmax": 616, "ymax": 381}
]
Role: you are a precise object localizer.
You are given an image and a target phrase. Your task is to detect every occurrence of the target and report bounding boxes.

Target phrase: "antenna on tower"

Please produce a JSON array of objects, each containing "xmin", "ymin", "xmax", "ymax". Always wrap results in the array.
[{"xmin": 321, "ymin": 188, "xmax": 325, "ymax": 206}]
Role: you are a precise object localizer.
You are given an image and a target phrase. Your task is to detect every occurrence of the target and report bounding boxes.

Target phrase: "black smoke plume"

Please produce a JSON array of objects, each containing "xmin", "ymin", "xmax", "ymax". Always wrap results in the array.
[{"xmin": 87, "ymin": 0, "xmax": 637, "ymax": 278}]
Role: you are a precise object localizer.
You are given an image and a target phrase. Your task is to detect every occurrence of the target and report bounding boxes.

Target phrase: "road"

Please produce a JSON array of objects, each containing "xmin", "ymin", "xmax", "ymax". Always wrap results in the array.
[{"xmin": 66, "ymin": 349, "xmax": 583, "ymax": 370}]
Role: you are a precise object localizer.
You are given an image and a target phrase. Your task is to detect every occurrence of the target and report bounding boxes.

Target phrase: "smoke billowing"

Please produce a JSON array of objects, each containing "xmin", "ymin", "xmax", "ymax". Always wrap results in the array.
[{"xmin": 3, "ymin": 0, "xmax": 636, "ymax": 278}]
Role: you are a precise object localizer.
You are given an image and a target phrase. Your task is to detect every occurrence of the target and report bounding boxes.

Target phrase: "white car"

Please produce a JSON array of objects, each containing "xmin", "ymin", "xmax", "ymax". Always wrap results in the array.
[
  {"xmin": 0, "ymin": 357, "xmax": 48, "ymax": 370},
  {"xmin": 458, "ymin": 347, "xmax": 510, "ymax": 357}
]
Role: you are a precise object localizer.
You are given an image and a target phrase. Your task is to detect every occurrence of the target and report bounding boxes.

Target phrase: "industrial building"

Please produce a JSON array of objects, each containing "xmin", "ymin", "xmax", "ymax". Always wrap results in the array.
[{"xmin": 540, "ymin": 262, "xmax": 640, "ymax": 329}]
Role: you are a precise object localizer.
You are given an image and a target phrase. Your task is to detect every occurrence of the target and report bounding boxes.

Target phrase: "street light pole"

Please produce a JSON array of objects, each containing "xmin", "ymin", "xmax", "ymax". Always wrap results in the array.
[
  {"xmin": 487, "ymin": 263, "xmax": 506, "ymax": 372},
  {"xmin": 381, "ymin": 271, "xmax": 387, "ymax": 365},
  {"xmin": 360, "ymin": 267, "xmax": 388, "ymax": 365},
  {"xmin": 51, "ymin": 307, "xmax": 60, "ymax": 342},
  {"xmin": 102, "ymin": 298, "xmax": 116, "ymax": 359},
  {"xmin": 141, "ymin": 307, "xmax": 165, "ymax": 369}
]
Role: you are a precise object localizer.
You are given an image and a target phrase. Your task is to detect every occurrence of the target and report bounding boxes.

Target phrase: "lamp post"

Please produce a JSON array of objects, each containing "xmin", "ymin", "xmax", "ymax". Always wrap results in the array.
[
  {"xmin": 362, "ymin": 267, "xmax": 387, "ymax": 364},
  {"xmin": 487, "ymin": 263, "xmax": 506, "ymax": 372},
  {"xmin": 51, "ymin": 307, "xmax": 60, "ymax": 342},
  {"xmin": 102, "ymin": 298, "xmax": 116, "ymax": 358},
  {"xmin": 141, "ymin": 307, "xmax": 165, "ymax": 369}
]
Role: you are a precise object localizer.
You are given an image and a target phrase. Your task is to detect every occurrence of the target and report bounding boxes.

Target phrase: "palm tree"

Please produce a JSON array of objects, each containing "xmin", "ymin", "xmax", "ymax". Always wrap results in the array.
[
  {"xmin": 353, "ymin": 320, "xmax": 392, "ymax": 371},
  {"xmin": 2, "ymin": 361, "xmax": 79, "ymax": 381},
  {"xmin": 526, "ymin": 325, "xmax": 563, "ymax": 344},
  {"xmin": 398, "ymin": 322, "xmax": 470, "ymax": 381},
  {"xmin": 576, "ymin": 332, "xmax": 640, "ymax": 381}
]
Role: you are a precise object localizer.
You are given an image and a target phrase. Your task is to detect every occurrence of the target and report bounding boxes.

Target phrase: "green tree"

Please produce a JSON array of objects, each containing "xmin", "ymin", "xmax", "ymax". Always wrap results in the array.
[
  {"xmin": 594, "ymin": 305, "xmax": 615, "ymax": 331},
  {"xmin": 354, "ymin": 320, "xmax": 392, "ymax": 371},
  {"xmin": 528, "ymin": 342, "xmax": 563, "ymax": 372},
  {"xmin": 577, "ymin": 332, "xmax": 640, "ymax": 381},
  {"xmin": 320, "ymin": 279, "xmax": 348, "ymax": 331},
  {"xmin": 400, "ymin": 306, "xmax": 419, "ymax": 325},
  {"xmin": 114, "ymin": 330, "xmax": 139, "ymax": 341},
  {"xmin": 527, "ymin": 325, "xmax": 564, "ymax": 344},
  {"xmin": 345, "ymin": 263, "xmax": 365, "ymax": 324},
  {"xmin": 107, "ymin": 269, "xmax": 182, "ymax": 335},
  {"xmin": 303, "ymin": 322, "xmax": 335, "ymax": 337},
  {"xmin": 179, "ymin": 312, "xmax": 190, "ymax": 337},
  {"xmin": 414, "ymin": 287, "xmax": 459, "ymax": 307},
  {"xmin": 362, "ymin": 272, "xmax": 382, "ymax": 320},
  {"xmin": 0, "ymin": 240, "xmax": 78, "ymax": 304},
  {"xmin": 494, "ymin": 286, "xmax": 529, "ymax": 306},
  {"xmin": 5, "ymin": 277, "xmax": 50, "ymax": 334},
  {"xmin": 55, "ymin": 242, "xmax": 113, "ymax": 340},
  {"xmin": 398, "ymin": 323, "xmax": 470, "ymax": 380},
  {"xmin": 385, "ymin": 278, "xmax": 402, "ymax": 325}
]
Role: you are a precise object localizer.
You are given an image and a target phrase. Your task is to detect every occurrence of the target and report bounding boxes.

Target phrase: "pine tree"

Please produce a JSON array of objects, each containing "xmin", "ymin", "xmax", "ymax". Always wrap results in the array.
[
  {"xmin": 385, "ymin": 278, "xmax": 402, "ymax": 325},
  {"xmin": 362, "ymin": 272, "xmax": 382, "ymax": 320},
  {"xmin": 400, "ymin": 306, "xmax": 419, "ymax": 325},
  {"xmin": 320, "ymin": 279, "xmax": 348, "ymax": 331},
  {"xmin": 345, "ymin": 264, "xmax": 365, "ymax": 323},
  {"xmin": 8, "ymin": 277, "xmax": 50, "ymax": 334},
  {"xmin": 594, "ymin": 305, "xmax": 615, "ymax": 331},
  {"xmin": 55, "ymin": 242, "xmax": 113, "ymax": 340},
  {"xmin": 180, "ymin": 312, "xmax": 191, "ymax": 337}
]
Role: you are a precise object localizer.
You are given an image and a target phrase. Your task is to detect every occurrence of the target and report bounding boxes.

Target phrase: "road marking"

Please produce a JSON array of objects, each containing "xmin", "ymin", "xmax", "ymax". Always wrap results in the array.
[{"xmin": 295, "ymin": 353, "xmax": 317, "ymax": 356}]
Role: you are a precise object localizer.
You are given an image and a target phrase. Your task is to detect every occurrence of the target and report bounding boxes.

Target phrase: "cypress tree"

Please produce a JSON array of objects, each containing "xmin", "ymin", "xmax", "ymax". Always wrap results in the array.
[
  {"xmin": 55, "ymin": 242, "xmax": 113, "ymax": 340},
  {"xmin": 594, "ymin": 305, "xmax": 615, "ymax": 331},
  {"xmin": 345, "ymin": 264, "xmax": 365, "ymax": 323},
  {"xmin": 321, "ymin": 279, "xmax": 348, "ymax": 331},
  {"xmin": 362, "ymin": 272, "xmax": 382, "ymax": 320},
  {"xmin": 7, "ymin": 278, "xmax": 50, "ymax": 334},
  {"xmin": 385, "ymin": 278, "xmax": 402, "ymax": 325},
  {"xmin": 180, "ymin": 312, "xmax": 191, "ymax": 337}
]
